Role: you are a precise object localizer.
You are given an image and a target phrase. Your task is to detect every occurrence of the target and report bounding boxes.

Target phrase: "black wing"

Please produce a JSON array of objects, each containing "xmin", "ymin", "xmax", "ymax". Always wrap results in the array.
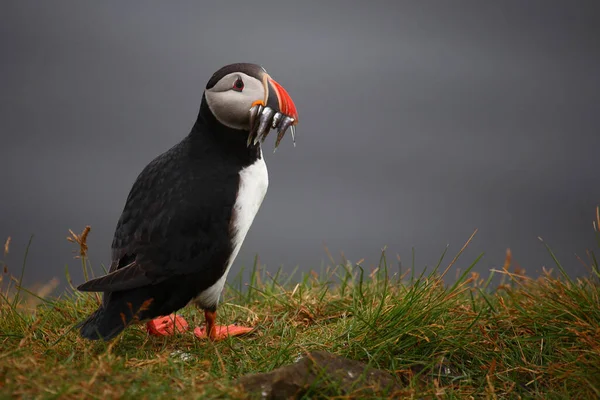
[
  {"xmin": 77, "ymin": 137, "xmax": 240, "ymax": 294},
  {"xmin": 76, "ymin": 260, "xmax": 155, "ymax": 292}
]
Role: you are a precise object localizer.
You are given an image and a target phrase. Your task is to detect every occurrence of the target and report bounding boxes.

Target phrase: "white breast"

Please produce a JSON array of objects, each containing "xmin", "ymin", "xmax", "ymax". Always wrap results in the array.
[{"xmin": 194, "ymin": 151, "xmax": 269, "ymax": 308}]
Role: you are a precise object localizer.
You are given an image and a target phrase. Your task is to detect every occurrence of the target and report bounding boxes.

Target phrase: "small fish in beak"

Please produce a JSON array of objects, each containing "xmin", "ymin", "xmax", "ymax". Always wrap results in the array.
[
  {"xmin": 247, "ymin": 105, "xmax": 297, "ymax": 150},
  {"xmin": 247, "ymin": 75, "xmax": 298, "ymax": 151},
  {"xmin": 247, "ymin": 106, "xmax": 298, "ymax": 151}
]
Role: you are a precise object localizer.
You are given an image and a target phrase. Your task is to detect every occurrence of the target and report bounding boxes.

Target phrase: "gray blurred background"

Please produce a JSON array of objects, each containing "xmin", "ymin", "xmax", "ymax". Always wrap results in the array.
[{"xmin": 1, "ymin": 1, "xmax": 599, "ymax": 292}]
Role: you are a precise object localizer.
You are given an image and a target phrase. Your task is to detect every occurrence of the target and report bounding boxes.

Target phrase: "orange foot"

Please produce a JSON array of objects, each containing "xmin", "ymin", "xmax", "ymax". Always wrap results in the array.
[
  {"xmin": 146, "ymin": 314, "xmax": 189, "ymax": 336},
  {"xmin": 193, "ymin": 325, "xmax": 254, "ymax": 341}
]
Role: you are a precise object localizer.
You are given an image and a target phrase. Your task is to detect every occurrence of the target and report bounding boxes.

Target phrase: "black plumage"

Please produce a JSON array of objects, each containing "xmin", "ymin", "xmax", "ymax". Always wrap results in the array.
[{"xmin": 77, "ymin": 92, "xmax": 262, "ymax": 341}]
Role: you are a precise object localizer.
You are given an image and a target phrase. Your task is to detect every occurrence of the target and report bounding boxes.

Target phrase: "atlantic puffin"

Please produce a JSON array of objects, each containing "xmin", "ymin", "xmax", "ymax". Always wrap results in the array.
[{"xmin": 76, "ymin": 63, "xmax": 298, "ymax": 341}]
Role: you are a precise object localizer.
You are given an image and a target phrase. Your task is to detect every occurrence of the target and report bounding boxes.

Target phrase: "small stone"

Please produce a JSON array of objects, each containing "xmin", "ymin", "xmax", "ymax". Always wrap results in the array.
[{"xmin": 238, "ymin": 351, "xmax": 402, "ymax": 399}]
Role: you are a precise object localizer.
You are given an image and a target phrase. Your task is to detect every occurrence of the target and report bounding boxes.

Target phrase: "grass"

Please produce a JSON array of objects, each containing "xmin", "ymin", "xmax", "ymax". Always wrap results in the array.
[{"xmin": 1, "ymin": 208, "xmax": 600, "ymax": 399}]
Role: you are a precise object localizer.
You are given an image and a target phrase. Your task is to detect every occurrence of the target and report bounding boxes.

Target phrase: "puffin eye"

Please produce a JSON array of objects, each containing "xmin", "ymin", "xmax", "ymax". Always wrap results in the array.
[{"xmin": 232, "ymin": 78, "xmax": 244, "ymax": 91}]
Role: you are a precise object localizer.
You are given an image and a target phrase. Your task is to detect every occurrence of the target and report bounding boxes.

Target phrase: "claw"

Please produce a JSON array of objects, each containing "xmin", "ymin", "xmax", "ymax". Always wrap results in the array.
[
  {"xmin": 146, "ymin": 314, "xmax": 189, "ymax": 336},
  {"xmin": 255, "ymin": 107, "xmax": 275, "ymax": 145},
  {"xmin": 193, "ymin": 325, "xmax": 255, "ymax": 341}
]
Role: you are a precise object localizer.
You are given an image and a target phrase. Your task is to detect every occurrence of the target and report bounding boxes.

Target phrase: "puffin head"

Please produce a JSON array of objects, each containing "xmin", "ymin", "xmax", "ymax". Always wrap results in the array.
[{"xmin": 203, "ymin": 63, "xmax": 299, "ymax": 149}]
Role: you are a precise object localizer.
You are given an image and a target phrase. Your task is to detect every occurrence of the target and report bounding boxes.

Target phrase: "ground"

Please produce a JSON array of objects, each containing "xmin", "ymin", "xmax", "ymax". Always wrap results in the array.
[{"xmin": 1, "ymin": 223, "xmax": 600, "ymax": 399}]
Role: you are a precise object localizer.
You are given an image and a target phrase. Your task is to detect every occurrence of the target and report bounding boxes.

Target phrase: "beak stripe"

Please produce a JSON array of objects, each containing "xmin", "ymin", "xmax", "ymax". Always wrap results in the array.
[{"xmin": 262, "ymin": 74, "xmax": 269, "ymax": 105}]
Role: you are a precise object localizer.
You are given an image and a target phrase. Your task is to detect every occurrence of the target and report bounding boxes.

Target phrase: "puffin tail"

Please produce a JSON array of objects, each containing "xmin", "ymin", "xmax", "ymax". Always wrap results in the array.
[
  {"xmin": 77, "ymin": 306, "xmax": 130, "ymax": 341},
  {"xmin": 77, "ymin": 291, "xmax": 157, "ymax": 341}
]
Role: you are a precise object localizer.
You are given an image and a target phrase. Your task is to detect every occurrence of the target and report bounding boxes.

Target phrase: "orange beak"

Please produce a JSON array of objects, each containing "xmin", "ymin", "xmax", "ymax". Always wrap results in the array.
[
  {"xmin": 268, "ymin": 77, "xmax": 299, "ymax": 124},
  {"xmin": 247, "ymin": 73, "xmax": 299, "ymax": 149}
]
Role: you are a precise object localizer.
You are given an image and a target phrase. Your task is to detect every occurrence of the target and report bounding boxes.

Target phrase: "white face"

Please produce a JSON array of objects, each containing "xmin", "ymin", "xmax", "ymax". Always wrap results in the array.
[{"xmin": 204, "ymin": 72, "xmax": 266, "ymax": 130}]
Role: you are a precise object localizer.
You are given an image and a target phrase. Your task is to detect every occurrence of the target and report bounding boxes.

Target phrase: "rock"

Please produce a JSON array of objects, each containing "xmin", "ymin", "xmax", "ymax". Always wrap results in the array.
[{"xmin": 238, "ymin": 351, "xmax": 403, "ymax": 399}]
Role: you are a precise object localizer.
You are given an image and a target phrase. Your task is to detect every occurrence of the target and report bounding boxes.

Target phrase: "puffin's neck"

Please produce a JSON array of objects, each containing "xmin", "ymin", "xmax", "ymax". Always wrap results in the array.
[{"xmin": 189, "ymin": 95, "xmax": 262, "ymax": 165}]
